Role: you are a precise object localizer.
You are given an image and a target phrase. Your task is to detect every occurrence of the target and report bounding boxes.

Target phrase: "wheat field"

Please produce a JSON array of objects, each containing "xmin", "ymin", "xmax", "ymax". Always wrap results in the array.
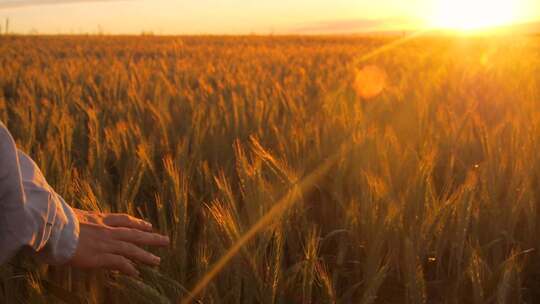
[{"xmin": 1, "ymin": 34, "xmax": 540, "ymax": 303}]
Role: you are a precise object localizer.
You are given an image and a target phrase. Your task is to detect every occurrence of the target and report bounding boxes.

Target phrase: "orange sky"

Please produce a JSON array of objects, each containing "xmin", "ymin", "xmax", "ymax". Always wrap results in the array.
[{"xmin": 0, "ymin": 0, "xmax": 538, "ymax": 34}]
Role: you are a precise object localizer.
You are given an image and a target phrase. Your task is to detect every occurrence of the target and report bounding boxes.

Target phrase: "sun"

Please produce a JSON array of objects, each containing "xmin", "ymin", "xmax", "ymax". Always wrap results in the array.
[{"xmin": 431, "ymin": 0, "xmax": 517, "ymax": 31}]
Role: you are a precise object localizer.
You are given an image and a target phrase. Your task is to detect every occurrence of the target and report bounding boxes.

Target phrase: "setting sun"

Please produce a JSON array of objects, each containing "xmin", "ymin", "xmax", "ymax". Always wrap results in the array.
[{"xmin": 432, "ymin": 0, "xmax": 518, "ymax": 30}]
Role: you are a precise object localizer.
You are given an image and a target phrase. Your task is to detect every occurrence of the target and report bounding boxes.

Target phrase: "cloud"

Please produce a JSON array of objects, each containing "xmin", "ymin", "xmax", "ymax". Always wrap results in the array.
[
  {"xmin": 0, "ymin": 0, "xmax": 127, "ymax": 9},
  {"xmin": 292, "ymin": 18, "xmax": 419, "ymax": 33}
]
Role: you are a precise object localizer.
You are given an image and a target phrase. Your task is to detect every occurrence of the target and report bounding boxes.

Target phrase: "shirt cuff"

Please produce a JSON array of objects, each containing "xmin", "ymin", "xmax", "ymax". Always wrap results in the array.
[
  {"xmin": 35, "ymin": 192, "xmax": 80, "ymax": 265},
  {"xmin": 16, "ymin": 150, "xmax": 80, "ymax": 265}
]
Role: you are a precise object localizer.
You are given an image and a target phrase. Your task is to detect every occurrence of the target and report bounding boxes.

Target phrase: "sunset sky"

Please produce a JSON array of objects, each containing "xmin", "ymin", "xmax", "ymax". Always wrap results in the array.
[{"xmin": 0, "ymin": 0, "xmax": 539, "ymax": 34}]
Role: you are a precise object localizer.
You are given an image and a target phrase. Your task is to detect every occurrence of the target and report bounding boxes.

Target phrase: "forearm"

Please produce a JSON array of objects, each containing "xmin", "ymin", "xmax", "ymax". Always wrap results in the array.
[
  {"xmin": 0, "ymin": 121, "xmax": 79, "ymax": 265},
  {"xmin": 17, "ymin": 150, "xmax": 80, "ymax": 264},
  {"xmin": 1, "ymin": 122, "xmax": 168, "ymax": 275},
  {"xmin": 0, "ymin": 122, "xmax": 37, "ymax": 264}
]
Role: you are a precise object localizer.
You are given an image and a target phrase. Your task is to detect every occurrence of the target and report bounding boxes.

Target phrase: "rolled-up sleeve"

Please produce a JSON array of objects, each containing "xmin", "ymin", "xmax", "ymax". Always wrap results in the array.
[{"xmin": 0, "ymin": 122, "xmax": 79, "ymax": 265}]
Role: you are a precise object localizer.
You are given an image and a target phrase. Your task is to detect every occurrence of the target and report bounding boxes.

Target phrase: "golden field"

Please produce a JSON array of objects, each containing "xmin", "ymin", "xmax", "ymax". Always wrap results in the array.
[{"xmin": 1, "ymin": 34, "xmax": 540, "ymax": 303}]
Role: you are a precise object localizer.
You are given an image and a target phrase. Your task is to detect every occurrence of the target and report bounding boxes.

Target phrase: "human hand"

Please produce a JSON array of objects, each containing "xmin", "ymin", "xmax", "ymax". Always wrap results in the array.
[
  {"xmin": 73, "ymin": 209, "xmax": 154, "ymax": 232},
  {"xmin": 67, "ymin": 209, "xmax": 169, "ymax": 277}
]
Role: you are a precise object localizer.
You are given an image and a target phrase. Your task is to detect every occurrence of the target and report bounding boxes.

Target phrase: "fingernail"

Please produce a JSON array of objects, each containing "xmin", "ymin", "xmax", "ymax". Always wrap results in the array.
[{"xmin": 153, "ymin": 256, "xmax": 161, "ymax": 264}]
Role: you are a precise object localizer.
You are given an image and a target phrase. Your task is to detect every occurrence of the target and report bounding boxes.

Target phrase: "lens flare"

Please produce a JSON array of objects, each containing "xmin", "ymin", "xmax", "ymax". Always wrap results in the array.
[{"xmin": 354, "ymin": 65, "xmax": 387, "ymax": 99}]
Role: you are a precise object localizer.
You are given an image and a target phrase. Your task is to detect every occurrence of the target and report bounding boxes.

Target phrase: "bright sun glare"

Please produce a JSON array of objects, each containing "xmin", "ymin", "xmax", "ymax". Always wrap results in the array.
[{"xmin": 432, "ymin": 0, "xmax": 517, "ymax": 30}]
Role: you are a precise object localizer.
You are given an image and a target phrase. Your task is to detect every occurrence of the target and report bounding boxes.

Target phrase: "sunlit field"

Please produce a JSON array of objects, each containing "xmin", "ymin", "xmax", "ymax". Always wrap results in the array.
[{"xmin": 1, "ymin": 34, "xmax": 540, "ymax": 303}]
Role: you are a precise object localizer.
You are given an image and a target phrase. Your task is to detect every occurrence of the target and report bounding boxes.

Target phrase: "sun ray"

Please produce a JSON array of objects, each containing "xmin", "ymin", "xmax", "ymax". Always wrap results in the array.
[{"xmin": 179, "ymin": 30, "xmax": 429, "ymax": 304}]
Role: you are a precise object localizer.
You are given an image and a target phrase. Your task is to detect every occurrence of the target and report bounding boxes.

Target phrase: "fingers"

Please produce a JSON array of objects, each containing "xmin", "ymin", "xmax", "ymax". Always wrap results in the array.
[
  {"xmin": 111, "ymin": 227, "xmax": 170, "ymax": 247},
  {"xmin": 109, "ymin": 241, "xmax": 161, "ymax": 266},
  {"xmin": 99, "ymin": 254, "xmax": 139, "ymax": 277},
  {"xmin": 103, "ymin": 214, "xmax": 153, "ymax": 232},
  {"xmin": 69, "ymin": 221, "xmax": 167, "ymax": 277}
]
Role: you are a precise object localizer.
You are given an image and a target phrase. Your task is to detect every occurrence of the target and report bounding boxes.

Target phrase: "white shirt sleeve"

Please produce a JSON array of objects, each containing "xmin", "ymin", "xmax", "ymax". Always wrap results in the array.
[{"xmin": 0, "ymin": 122, "xmax": 79, "ymax": 265}]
